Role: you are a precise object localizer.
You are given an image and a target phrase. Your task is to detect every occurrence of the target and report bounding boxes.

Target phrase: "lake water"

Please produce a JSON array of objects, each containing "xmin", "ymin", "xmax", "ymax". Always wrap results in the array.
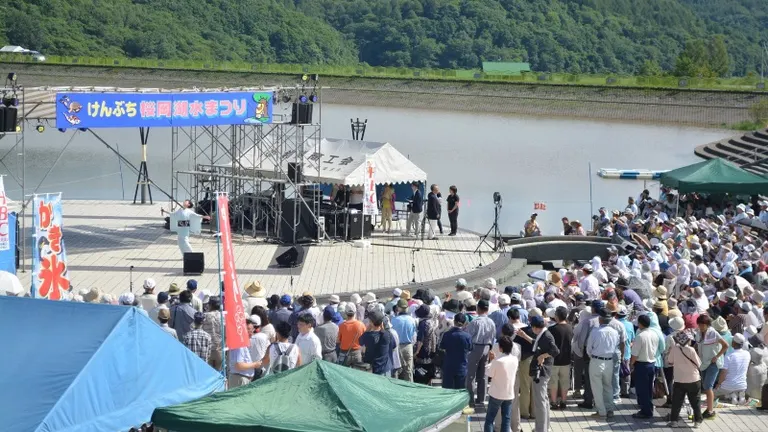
[{"xmin": 2, "ymin": 104, "xmax": 729, "ymax": 234}]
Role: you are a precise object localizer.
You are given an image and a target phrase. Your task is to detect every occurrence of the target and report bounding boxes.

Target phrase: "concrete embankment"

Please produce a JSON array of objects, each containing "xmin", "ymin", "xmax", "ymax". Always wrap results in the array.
[{"xmin": 3, "ymin": 63, "xmax": 766, "ymax": 127}]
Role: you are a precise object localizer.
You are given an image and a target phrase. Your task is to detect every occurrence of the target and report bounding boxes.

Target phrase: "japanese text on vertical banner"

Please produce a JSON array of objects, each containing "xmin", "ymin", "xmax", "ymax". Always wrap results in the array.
[
  {"xmin": 32, "ymin": 194, "xmax": 69, "ymax": 300},
  {"xmin": 0, "ymin": 177, "xmax": 9, "ymax": 251},
  {"xmin": 363, "ymin": 158, "xmax": 377, "ymax": 216},
  {"xmin": 217, "ymin": 193, "xmax": 249, "ymax": 349}
]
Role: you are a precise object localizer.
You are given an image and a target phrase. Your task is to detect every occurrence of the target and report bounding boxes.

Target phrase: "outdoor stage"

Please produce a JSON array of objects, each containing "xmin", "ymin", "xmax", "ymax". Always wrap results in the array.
[{"xmin": 13, "ymin": 200, "xmax": 526, "ymax": 299}]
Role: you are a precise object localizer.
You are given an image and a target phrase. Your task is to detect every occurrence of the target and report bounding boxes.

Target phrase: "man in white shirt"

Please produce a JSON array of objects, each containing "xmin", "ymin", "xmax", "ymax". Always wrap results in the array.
[
  {"xmin": 579, "ymin": 264, "xmax": 600, "ymax": 300},
  {"xmin": 295, "ymin": 313, "xmax": 322, "ymax": 364},
  {"xmin": 587, "ymin": 310, "xmax": 620, "ymax": 418},
  {"xmin": 715, "ymin": 333, "xmax": 751, "ymax": 402},
  {"xmin": 484, "ymin": 335, "xmax": 520, "ymax": 432},
  {"xmin": 630, "ymin": 314, "xmax": 660, "ymax": 419},
  {"xmin": 149, "ymin": 292, "xmax": 171, "ymax": 324},
  {"xmin": 248, "ymin": 315, "xmax": 270, "ymax": 379}
]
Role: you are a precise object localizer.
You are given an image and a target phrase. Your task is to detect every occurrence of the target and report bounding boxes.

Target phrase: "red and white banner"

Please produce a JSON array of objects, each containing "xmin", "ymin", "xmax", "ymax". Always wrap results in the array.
[
  {"xmin": 534, "ymin": 202, "xmax": 547, "ymax": 211},
  {"xmin": 0, "ymin": 177, "xmax": 9, "ymax": 251},
  {"xmin": 363, "ymin": 157, "xmax": 377, "ymax": 215},
  {"xmin": 217, "ymin": 193, "xmax": 249, "ymax": 350}
]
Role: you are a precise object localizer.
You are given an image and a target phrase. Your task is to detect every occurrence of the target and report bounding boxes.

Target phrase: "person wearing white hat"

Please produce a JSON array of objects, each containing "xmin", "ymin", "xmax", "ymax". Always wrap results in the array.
[
  {"xmin": 714, "ymin": 333, "xmax": 750, "ymax": 404},
  {"xmin": 579, "ymin": 264, "xmax": 600, "ymax": 300},
  {"xmin": 385, "ymin": 288, "xmax": 402, "ymax": 314},
  {"xmin": 484, "ymin": 278, "xmax": 497, "ymax": 291},
  {"xmin": 139, "ymin": 278, "xmax": 158, "ymax": 311}
]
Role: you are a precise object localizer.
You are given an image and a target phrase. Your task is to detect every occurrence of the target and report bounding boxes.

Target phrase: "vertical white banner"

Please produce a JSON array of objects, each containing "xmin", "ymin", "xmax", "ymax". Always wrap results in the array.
[
  {"xmin": 363, "ymin": 157, "xmax": 378, "ymax": 216},
  {"xmin": 0, "ymin": 177, "xmax": 9, "ymax": 251}
]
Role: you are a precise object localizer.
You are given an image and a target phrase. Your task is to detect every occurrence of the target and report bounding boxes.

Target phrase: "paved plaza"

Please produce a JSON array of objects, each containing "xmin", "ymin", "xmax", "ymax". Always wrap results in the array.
[
  {"xmin": 13, "ymin": 200, "xmax": 502, "ymax": 298},
  {"xmin": 444, "ymin": 395, "xmax": 765, "ymax": 432}
]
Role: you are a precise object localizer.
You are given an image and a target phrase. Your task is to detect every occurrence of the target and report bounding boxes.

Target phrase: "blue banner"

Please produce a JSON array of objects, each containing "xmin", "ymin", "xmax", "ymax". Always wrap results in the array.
[
  {"xmin": 31, "ymin": 193, "xmax": 70, "ymax": 300},
  {"xmin": 55, "ymin": 91, "xmax": 274, "ymax": 129},
  {"xmin": 0, "ymin": 212, "xmax": 17, "ymax": 274}
]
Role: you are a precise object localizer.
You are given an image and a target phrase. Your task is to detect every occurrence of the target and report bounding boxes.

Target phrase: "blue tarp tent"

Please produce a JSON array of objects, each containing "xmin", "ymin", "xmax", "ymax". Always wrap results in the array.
[{"xmin": 0, "ymin": 296, "xmax": 225, "ymax": 432}]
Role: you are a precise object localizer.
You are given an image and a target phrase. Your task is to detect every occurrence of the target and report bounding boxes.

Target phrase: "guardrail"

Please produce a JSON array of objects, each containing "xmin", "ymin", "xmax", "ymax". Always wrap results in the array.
[{"xmin": 1, "ymin": 54, "xmax": 766, "ymax": 92}]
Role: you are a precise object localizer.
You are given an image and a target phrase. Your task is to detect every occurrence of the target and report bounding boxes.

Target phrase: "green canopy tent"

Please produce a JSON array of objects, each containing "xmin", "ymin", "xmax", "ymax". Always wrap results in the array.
[
  {"xmin": 151, "ymin": 360, "xmax": 468, "ymax": 432},
  {"xmin": 659, "ymin": 158, "xmax": 768, "ymax": 194}
]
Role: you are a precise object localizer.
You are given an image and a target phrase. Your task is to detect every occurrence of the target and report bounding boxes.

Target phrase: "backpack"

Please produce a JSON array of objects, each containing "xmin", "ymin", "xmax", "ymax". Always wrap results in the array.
[{"xmin": 270, "ymin": 343, "xmax": 294, "ymax": 374}]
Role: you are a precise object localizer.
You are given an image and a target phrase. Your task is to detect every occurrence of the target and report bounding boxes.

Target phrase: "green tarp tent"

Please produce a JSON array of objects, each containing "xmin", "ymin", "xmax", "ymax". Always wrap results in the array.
[
  {"xmin": 151, "ymin": 360, "xmax": 468, "ymax": 432},
  {"xmin": 659, "ymin": 158, "xmax": 768, "ymax": 194}
]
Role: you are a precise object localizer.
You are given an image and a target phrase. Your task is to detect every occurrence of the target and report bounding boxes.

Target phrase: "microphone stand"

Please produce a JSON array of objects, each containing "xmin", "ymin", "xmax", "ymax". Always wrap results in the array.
[{"xmin": 129, "ymin": 265, "xmax": 135, "ymax": 293}]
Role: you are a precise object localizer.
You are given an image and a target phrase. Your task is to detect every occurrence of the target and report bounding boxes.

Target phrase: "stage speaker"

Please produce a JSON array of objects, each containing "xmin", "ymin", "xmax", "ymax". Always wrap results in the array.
[
  {"xmin": 183, "ymin": 252, "xmax": 205, "ymax": 275},
  {"xmin": 2, "ymin": 106, "xmax": 17, "ymax": 133},
  {"xmin": 287, "ymin": 162, "xmax": 303, "ymax": 183},
  {"xmin": 347, "ymin": 214, "xmax": 372, "ymax": 240},
  {"xmin": 291, "ymin": 103, "xmax": 313, "ymax": 124},
  {"xmin": 280, "ymin": 199, "xmax": 317, "ymax": 244},
  {"xmin": 276, "ymin": 246, "xmax": 305, "ymax": 267}
]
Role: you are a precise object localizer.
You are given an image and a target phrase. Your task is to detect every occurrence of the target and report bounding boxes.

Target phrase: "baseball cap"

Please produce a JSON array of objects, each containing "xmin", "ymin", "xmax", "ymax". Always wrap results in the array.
[
  {"xmin": 456, "ymin": 278, "xmax": 467, "ymax": 288},
  {"xmin": 157, "ymin": 291, "xmax": 169, "ymax": 303},
  {"xmin": 280, "ymin": 294, "xmax": 292, "ymax": 305},
  {"xmin": 691, "ymin": 280, "xmax": 701, "ymax": 287},
  {"xmin": 393, "ymin": 288, "xmax": 402, "ymax": 297},
  {"xmin": 530, "ymin": 315, "xmax": 545, "ymax": 327},
  {"xmin": 143, "ymin": 278, "xmax": 156, "ymax": 291},
  {"xmin": 499, "ymin": 294, "xmax": 511, "ymax": 305},
  {"xmin": 248, "ymin": 314, "xmax": 261, "ymax": 326},
  {"xmin": 477, "ymin": 299, "xmax": 489, "ymax": 310},
  {"xmin": 194, "ymin": 312, "xmax": 205, "ymax": 324},
  {"xmin": 187, "ymin": 279, "xmax": 198, "ymax": 290},
  {"xmin": 510, "ymin": 293, "xmax": 522, "ymax": 302},
  {"xmin": 733, "ymin": 333, "xmax": 746, "ymax": 345},
  {"xmin": 344, "ymin": 303, "xmax": 357, "ymax": 316},
  {"xmin": 396, "ymin": 298, "xmax": 409, "ymax": 310}
]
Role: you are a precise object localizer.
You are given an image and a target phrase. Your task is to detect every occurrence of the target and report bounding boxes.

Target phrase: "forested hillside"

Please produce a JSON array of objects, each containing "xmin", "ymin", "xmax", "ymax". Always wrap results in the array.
[{"xmin": 1, "ymin": 0, "xmax": 766, "ymax": 76}]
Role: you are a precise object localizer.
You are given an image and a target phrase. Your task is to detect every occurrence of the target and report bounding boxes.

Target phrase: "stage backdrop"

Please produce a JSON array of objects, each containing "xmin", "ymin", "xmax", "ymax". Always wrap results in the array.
[
  {"xmin": 55, "ymin": 91, "xmax": 273, "ymax": 129},
  {"xmin": 31, "ymin": 193, "xmax": 70, "ymax": 300}
]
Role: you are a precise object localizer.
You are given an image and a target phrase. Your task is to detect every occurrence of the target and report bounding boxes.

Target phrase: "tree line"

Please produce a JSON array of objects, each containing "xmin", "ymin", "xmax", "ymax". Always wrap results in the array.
[{"xmin": 1, "ymin": 0, "xmax": 765, "ymax": 77}]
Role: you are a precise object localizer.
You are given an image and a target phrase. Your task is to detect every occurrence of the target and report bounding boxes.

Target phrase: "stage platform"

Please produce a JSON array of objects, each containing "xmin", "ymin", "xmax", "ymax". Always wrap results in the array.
[{"xmin": 12, "ymin": 200, "xmax": 528, "ymax": 300}]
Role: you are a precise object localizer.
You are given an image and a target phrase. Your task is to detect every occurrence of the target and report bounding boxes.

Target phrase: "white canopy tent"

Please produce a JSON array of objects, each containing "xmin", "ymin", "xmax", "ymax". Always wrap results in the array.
[{"xmin": 237, "ymin": 138, "xmax": 427, "ymax": 186}]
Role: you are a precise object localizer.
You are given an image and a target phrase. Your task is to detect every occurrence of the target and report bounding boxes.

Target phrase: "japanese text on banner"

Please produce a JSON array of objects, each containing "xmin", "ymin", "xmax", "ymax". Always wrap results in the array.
[
  {"xmin": 217, "ymin": 194, "xmax": 249, "ymax": 350},
  {"xmin": 363, "ymin": 158, "xmax": 378, "ymax": 216},
  {"xmin": 32, "ymin": 194, "xmax": 69, "ymax": 300},
  {"xmin": 0, "ymin": 177, "xmax": 9, "ymax": 251}
]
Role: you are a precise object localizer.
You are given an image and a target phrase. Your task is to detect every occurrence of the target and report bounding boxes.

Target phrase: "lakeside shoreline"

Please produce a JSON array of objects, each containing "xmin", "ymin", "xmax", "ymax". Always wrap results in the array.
[{"xmin": 4, "ymin": 63, "xmax": 766, "ymax": 127}]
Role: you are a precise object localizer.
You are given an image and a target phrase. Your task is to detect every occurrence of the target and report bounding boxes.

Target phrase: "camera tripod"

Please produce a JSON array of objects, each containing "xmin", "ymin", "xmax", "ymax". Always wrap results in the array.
[{"xmin": 475, "ymin": 201, "xmax": 506, "ymax": 255}]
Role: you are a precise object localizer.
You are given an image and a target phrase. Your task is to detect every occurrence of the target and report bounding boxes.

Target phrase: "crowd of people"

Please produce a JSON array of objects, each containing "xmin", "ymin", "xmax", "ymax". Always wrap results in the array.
[{"xmin": 12, "ymin": 185, "xmax": 768, "ymax": 430}]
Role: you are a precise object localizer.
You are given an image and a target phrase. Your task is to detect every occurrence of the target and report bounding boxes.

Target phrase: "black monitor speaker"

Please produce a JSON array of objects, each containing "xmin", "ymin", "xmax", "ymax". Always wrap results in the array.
[
  {"xmin": 183, "ymin": 252, "xmax": 205, "ymax": 275},
  {"xmin": 287, "ymin": 162, "xmax": 303, "ymax": 183},
  {"xmin": 276, "ymin": 246, "xmax": 305, "ymax": 267},
  {"xmin": 279, "ymin": 199, "xmax": 317, "ymax": 244},
  {"xmin": 291, "ymin": 103, "xmax": 313, "ymax": 124}
]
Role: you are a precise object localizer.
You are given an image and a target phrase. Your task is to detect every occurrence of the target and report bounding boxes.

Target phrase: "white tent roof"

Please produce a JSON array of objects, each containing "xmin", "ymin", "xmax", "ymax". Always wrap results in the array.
[{"xmin": 237, "ymin": 138, "xmax": 427, "ymax": 186}]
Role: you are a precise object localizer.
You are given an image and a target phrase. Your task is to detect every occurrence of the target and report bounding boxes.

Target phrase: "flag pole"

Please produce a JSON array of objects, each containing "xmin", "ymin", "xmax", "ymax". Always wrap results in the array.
[{"xmin": 215, "ymin": 192, "xmax": 226, "ymax": 380}]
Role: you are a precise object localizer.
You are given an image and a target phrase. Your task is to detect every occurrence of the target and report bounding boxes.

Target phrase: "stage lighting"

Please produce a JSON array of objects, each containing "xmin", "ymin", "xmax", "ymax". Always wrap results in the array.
[
  {"xmin": 310, "ymin": 74, "xmax": 319, "ymax": 82},
  {"xmin": 301, "ymin": 74, "xmax": 309, "ymax": 82},
  {"xmin": 309, "ymin": 94, "xmax": 318, "ymax": 103},
  {"xmin": 493, "ymin": 192, "xmax": 502, "ymax": 204},
  {"xmin": 15, "ymin": 125, "xmax": 21, "ymax": 132},
  {"xmin": 6, "ymin": 73, "xmax": 17, "ymax": 82},
  {"xmin": 299, "ymin": 95, "xmax": 308, "ymax": 104},
  {"xmin": 35, "ymin": 124, "xmax": 45, "ymax": 133}
]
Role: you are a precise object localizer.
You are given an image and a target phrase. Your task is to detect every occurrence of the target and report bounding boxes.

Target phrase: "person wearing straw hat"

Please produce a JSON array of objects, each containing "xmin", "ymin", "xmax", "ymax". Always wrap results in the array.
[
  {"xmin": 243, "ymin": 281, "xmax": 268, "ymax": 314},
  {"xmin": 168, "ymin": 283, "xmax": 182, "ymax": 306},
  {"xmin": 84, "ymin": 287, "xmax": 102, "ymax": 303}
]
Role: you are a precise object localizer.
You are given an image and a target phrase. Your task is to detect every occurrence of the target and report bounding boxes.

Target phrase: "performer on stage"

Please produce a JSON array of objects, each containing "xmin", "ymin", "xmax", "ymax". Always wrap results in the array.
[{"xmin": 162, "ymin": 200, "xmax": 211, "ymax": 256}]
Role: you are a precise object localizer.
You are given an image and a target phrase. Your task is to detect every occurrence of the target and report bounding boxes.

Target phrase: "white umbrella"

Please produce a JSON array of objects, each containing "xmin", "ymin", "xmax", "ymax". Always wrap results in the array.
[
  {"xmin": 527, "ymin": 269, "xmax": 550, "ymax": 282},
  {"xmin": 734, "ymin": 275, "xmax": 751, "ymax": 291},
  {"xmin": 0, "ymin": 271, "xmax": 24, "ymax": 296}
]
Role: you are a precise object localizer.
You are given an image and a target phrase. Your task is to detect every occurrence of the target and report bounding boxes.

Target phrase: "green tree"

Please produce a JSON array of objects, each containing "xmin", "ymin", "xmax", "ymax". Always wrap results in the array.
[
  {"xmin": 638, "ymin": 59, "xmax": 662, "ymax": 76},
  {"xmin": 707, "ymin": 35, "xmax": 730, "ymax": 77},
  {"xmin": 674, "ymin": 40, "xmax": 712, "ymax": 77}
]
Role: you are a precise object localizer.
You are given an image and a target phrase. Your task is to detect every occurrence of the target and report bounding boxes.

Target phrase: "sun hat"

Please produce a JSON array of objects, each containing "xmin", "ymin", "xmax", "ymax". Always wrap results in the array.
[
  {"xmin": 245, "ymin": 281, "xmax": 265, "ymax": 297},
  {"xmin": 669, "ymin": 317, "xmax": 685, "ymax": 331}
]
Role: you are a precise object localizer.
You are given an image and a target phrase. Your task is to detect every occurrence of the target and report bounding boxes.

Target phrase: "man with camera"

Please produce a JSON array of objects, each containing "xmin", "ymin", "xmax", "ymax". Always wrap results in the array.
[{"xmin": 514, "ymin": 315, "xmax": 559, "ymax": 432}]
